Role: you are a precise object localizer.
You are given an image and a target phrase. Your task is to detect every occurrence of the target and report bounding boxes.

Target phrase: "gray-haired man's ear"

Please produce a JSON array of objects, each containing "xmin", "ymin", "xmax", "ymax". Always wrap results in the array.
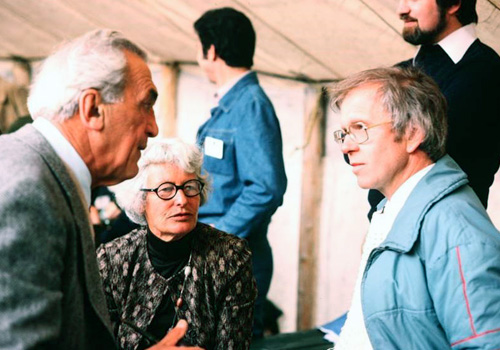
[{"xmin": 78, "ymin": 89, "xmax": 104, "ymax": 130}]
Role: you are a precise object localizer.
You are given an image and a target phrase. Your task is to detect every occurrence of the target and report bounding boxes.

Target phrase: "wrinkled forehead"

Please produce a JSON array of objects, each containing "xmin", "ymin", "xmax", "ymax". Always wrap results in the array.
[{"xmin": 124, "ymin": 50, "xmax": 157, "ymax": 93}]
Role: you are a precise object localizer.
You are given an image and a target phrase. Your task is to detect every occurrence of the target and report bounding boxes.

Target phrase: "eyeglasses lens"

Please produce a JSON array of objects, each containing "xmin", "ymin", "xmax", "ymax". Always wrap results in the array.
[
  {"xmin": 182, "ymin": 180, "xmax": 202, "ymax": 197},
  {"xmin": 158, "ymin": 183, "xmax": 176, "ymax": 200},
  {"xmin": 349, "ymin": 124, "xmax": 368, "ymax": 144},
  {"xmin": 157, "ymin": 180, "xmax": 202, "ymax": 200}
]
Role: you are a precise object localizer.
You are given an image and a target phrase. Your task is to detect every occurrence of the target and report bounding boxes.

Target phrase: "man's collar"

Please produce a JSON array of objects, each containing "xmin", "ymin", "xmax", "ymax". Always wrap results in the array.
[
  {"xmin": 414, "ymin": 23, "xmax": 477, "ymax": 64},
  {"xmin": 213, "ymin": 71, "xmax": 258, "ymax": 114},
  {"xmin": 383, "ymin": 163, "xmax": 435, "ymax": 222},
  {"xmin": 33, "ymin": 118, "xmax": 92, "ymax": 207},
  {"xmin": 216, "ymin": 70, "xmax": 252, "ymax": 103},
  {"xmin": 381, "ymin": 155, "xmax": 469, "ymax": 252}
]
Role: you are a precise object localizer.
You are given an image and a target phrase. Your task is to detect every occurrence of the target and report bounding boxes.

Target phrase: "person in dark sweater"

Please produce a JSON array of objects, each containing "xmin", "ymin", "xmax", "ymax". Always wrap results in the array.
[
  {"xmin": 97, "ymin": 139, "xmax": 257, "ymax": 350},
  {"xmin": 368, "ymin": 0, "xmax": 500, "ymax": 219}
]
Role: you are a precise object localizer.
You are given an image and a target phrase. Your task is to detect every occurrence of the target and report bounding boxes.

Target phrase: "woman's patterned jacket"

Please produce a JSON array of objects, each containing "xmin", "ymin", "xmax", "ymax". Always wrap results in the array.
[{"xmin": 96, "ymin": 222, "xmax": 257, "ymax": 350}]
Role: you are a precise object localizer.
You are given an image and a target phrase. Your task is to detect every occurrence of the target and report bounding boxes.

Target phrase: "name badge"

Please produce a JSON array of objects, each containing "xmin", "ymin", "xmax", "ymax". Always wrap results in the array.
[{"xmin": 204, "ymin": 136, "xmax": 224, "ymax": 159}]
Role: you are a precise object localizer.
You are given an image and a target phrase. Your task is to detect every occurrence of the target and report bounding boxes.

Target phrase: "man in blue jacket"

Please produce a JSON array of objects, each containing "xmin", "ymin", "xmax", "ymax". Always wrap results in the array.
[
  {"xmin": 330, "ymin": 66, "xmax": 500, "ymax": 349},
  {"xmin": 194, "ymin": 7, "xmax": 287, "ymax": 338}
]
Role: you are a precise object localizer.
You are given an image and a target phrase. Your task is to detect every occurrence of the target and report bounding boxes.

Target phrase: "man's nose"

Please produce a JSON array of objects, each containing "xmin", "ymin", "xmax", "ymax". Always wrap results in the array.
[
  {"xmin": 148, "ymin": 112, "xmax": 159, "ymax": 138},
  {"xmin": 397, "ymin": 0, "xmax": 409, "ymax": 16},
  {"xmin": 340, "ymin": 135, "xmax": 358, "ymax": 155}
]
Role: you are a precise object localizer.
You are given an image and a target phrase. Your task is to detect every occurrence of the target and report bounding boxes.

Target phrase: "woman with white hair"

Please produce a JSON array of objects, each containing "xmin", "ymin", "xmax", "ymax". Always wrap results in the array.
[{"xmin": 97, "ymin": 139, "xmax": 257, "ymax": 350}]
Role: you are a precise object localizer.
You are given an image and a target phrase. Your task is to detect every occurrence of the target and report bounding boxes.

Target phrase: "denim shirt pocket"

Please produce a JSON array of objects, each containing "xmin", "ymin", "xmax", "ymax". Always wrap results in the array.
[{"xmin": 201, "ymin": 129, "xmax": 235, "ymax": 176}]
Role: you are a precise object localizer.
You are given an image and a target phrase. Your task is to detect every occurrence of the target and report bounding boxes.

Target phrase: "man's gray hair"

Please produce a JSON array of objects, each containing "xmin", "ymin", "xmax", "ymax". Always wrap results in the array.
[
  {"xmin": 28, "ymin": 29, "xmax": 147, "ymax": 122},
  {"xmin": 329, "ymin": 66, "xmax": 448, "ymax": 162},
  {"xmin": 114, "ymin": 139, "xmax": 211, "ymax": 226}
]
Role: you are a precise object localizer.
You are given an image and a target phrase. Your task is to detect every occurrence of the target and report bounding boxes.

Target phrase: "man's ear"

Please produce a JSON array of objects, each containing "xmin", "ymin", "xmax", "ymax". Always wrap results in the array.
[
  {"xmin": 446, "ymin": 1, "xmax": 461, "ymax": 16},
  {"xmin": 406, "ymin": 125, "xmax": 425, "ymax": 153},
  {"xmin": 79, "ymin": 89, "xmax": 104, "ymax": 130},
  {"xmin": 207, "ymin": 44, "xmax": 217, "ymax": 61}
]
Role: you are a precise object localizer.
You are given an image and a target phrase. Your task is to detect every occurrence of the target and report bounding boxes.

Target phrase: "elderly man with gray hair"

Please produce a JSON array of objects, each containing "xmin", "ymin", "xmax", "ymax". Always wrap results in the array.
[
  {"xmin": 97, "ymin": 139, "xmax": 257, "ymax": 350},
  {"xmin": 0, "ymin": 30, "xmax": 200, "ymax": 349},
  {"xmin": 330, "ymin": 66, "xmax": 500, "ymax": 349}
]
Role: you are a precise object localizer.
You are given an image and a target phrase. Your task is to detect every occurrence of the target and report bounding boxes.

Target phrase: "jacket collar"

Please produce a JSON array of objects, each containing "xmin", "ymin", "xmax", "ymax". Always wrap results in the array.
[
  {"xmin": 32, "ymin": 117, "xmax": 92, "ymax": 207},
  {"xmin": 216, "ymin": 70, "xmax": 252, "ymax": 102},
  {"xmin": 216, "ymin": 71, "xmax": 259, "ymax": 114},
  {"xmin": 379, "ymin": 155, "xmax": 469, "ymax": 252}
]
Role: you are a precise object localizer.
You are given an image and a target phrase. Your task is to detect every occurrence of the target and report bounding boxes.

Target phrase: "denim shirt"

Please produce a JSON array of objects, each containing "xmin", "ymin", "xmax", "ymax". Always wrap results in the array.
[{"xmin": 196, "ymin": 72, "xmax": 287, "ymax": 240}]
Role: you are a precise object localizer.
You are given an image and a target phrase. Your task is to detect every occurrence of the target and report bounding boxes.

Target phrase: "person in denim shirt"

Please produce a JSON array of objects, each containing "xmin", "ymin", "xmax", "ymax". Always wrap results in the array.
[{"xmin": 194, "ymin": 7, "xmax": 287, "ymax": 338}]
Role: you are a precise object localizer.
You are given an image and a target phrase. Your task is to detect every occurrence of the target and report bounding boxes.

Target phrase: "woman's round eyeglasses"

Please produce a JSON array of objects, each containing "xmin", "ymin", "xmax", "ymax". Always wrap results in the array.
[{"xmin": 140, "ymin": 179, "xmax": 204, "ymax": 200}]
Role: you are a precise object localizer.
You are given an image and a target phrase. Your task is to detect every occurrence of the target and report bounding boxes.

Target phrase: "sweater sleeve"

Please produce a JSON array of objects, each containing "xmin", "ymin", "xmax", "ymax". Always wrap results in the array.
[
  {"xmin": 0, "ymin": 159, "xmax": 66, "ymax": 348},
  {"xmin": 425, "ymin": 218, "xmax": 500, "ymax": 349}
]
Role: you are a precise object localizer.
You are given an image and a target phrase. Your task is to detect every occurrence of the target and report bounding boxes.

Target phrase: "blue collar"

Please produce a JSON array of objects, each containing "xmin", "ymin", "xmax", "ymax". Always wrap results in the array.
[
  {"xmin": 379, "ymin": 155, "xmax": 469, "ymax": 252},
  {"xmin": 216, "ymin": 71, "xmax": 259, "ymax": 114}
]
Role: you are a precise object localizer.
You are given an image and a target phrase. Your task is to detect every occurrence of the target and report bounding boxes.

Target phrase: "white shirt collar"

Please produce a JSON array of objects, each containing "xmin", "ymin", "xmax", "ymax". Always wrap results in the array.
[
  {"xmin": 414, "ymin": 23, "xmax": 477, "ymax": 64},
  {"xmin": 33, "ymin": 118, "xmax": 92, "ymax": 207},
  {"xmin": 215, "ymin": 70, "xmax": 252, "ymax": 103}
]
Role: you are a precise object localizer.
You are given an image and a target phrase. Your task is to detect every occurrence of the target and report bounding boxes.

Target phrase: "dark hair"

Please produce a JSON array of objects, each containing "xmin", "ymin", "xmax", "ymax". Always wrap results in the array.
[
  {"xmin": 329, "ymin": 67, "xmax": 448, "ymax": 162},
  {"xmin": 194, "ymin": 7, "xmax": 256, "ymax": 68},
  {"xmin": 437, "ymin": 0, "xmax": 477, "ymax": 25}
]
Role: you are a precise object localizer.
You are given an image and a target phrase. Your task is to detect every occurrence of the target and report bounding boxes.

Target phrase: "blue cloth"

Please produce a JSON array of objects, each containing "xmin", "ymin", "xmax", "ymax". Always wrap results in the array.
[
  {"xmin": 319, "ymin": 313, "xmax": 347, "ymax": 343},
  {"xmin": 362, "ymin": 155, "xmax": 500, "ymax": 349},
  {"xmin": 196, "ymin": 71, "xmax": 287, "ymax": 337},
  {"xmin": 320, "ymin": 313, "xmax": 347, "ymax": 335}
]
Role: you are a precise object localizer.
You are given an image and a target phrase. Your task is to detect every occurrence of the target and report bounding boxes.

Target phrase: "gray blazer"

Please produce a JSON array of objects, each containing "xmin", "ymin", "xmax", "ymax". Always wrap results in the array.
[{"xmin": 0, "ymin": 125, "xmax": 115, "ymax": 349}]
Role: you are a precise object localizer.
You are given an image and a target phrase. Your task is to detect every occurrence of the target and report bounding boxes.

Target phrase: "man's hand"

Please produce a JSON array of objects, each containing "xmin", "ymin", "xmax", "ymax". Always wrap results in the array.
[
  {"xmin": 89, "ymin": 206, "xmax": 101, "ymax": 225},
  {"xmin": 146, "ymin": 320, "xmax": 205, "ymax": 350},
  {"xmin": 104, "ymin": 201, "xmax": 121, "ymax": 220}
]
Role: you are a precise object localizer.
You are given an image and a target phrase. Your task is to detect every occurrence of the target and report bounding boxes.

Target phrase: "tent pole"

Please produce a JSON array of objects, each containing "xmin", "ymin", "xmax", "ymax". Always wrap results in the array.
[
  {"xmin": 296, "ymin": 86, "xmax": 327, "ymax": 330},
  {"xmin": 157, "ymin": 62, "xmax": 179, "ymax": 138}
]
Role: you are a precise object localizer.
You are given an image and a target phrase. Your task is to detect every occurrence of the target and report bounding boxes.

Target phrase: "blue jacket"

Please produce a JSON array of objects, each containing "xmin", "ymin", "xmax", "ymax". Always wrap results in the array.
[
  {"xmin": 196, "ymin": 72, "xmax": 287, "ymax": 242},
  {"xmin": 363, "ymin": 155, "xmax": 500, "ymax": 349}
]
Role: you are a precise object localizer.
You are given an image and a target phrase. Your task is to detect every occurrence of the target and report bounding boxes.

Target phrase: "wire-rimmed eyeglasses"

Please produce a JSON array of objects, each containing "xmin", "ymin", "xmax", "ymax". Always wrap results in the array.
[
  {"xmin": 140, "ymin": 179, "xmax": 204, "ymax": 200},
  {"xmin": 333, "ymin": 121, "xmax": 392, "ymax": 144}
]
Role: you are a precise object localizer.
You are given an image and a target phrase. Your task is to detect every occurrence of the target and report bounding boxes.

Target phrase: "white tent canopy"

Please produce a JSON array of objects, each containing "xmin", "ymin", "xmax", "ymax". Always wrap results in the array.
[{"xmin": 1, "ymin": 0, "xmax": 499, "ymax": 81}]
